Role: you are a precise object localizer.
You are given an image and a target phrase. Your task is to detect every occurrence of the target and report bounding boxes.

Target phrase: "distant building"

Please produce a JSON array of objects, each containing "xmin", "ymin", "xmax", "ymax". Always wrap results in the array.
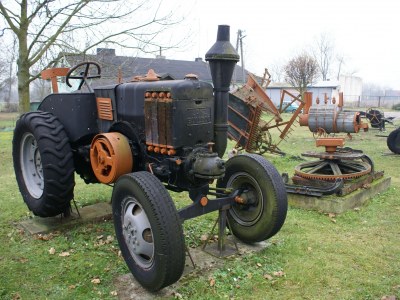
[{"xmin": 266, "ymin": 75, "xmax": 363, "ymax": 106}]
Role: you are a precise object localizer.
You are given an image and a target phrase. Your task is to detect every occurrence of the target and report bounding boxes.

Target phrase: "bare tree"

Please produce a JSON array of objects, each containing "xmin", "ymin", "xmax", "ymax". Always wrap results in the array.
[
  {"xmin": 284, "ymin": 52, "xmax": 318, "ymax": 98},
  {"xmin": 0, "ymin": 57, "xmax": 7, "ymax": 83},
  {"xmin": 268, "ymin": 60, "xmax": 285, "ymax": 82},
  {"xmin": 0, "ymin": 37, "xmax": 17, "ymax": 109},
  {"xmin": 336, "ymin": 53, "xmax": 345, "ymax": 80},
  {"xmin": 313, "ymin": 33, "xmax": 334, "ymax": 81},
  {"xmin": 0, "ymin": 0, "xmax": 183, "ymax": 112}
]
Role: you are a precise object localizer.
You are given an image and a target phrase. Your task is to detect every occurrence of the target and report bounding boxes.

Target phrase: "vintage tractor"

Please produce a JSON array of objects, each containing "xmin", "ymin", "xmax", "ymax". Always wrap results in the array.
[{"xmin": 12, "ymin": 25, "xmax": 287, "ymax": 291}]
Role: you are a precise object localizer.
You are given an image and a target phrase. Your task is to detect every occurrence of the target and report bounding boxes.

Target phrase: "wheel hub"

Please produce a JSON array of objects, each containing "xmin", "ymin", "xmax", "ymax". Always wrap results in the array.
[
  {"xmin": 20, "ymin": 133, "xmax": 44, "ymax": 198},
  {"xmin": 122, "ymin": 198, "xmax": 154, "ymax": 269},
  {"xmin": 227, "ymin": 172, "xmax": 263, "ymax": 226},
  {"xmin": 34, "ymin": 148, "xmax": 43, "ymax": 181}
]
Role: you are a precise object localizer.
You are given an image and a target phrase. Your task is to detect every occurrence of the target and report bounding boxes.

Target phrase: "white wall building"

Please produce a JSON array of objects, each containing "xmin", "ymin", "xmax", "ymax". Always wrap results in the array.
[{"xmin": 265, "ymin": 75, "xmax": 363, "ymax": 106}]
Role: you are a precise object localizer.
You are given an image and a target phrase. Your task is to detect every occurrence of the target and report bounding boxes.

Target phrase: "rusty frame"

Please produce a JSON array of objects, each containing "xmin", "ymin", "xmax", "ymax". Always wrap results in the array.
[{"xmin": 228, "ymin": 74, "xmax": 305, "ymax": 154}]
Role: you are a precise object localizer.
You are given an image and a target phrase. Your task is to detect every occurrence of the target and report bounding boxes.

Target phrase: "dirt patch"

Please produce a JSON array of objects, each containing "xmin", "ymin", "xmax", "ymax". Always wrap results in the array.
[{"xmin": 114, "ymin": 239, "xmax": 268, "ymax": 299}]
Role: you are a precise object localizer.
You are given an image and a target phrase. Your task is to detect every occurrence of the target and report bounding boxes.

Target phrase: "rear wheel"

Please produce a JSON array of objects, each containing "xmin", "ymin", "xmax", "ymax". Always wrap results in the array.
[
  {"xmin": 12, "ymin": 112, "xmax": 75, "ymax": 217},
  {"xmin": 387, "ymin": 128, "xmax": 400, "ymax": 154},
  {"xmin": 112, "ymin": 172, "xmax": 185, "ymax": 291},
  {"xmin": 217, "ymin": 154, "xmax": 287, "ymax": 243}
]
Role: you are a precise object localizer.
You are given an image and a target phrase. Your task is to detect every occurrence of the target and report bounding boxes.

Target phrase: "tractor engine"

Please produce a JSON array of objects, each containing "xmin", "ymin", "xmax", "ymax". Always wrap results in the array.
[
  {"xmin": 142, "ymin": 78, "xmax": 226, "ymax": 187},
  {"xmin": 86, "ymin": 75, "xmax": 225, "ymax": 190},
  {"xmin": 85, "ymin": 25, "xmax": 238, "ymax": 192}
]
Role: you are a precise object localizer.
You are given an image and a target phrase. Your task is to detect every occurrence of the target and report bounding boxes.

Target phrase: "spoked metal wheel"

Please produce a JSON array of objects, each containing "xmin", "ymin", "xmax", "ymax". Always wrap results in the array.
[
  {"xmin": 217, "ymin": 154, "xmax": 287, "ymax": 243},
  {"xmin": 112, "ymin": 171, "xmax": 185, "ymax": 292},
  {"xmin": 20, "ymin": 133, "xmax": 44, "ymax": 198}
]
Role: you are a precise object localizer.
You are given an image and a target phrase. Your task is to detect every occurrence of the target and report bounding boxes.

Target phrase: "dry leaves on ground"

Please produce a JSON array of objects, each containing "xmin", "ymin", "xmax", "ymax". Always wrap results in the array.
[
  {"xmin": 59, "ymin": 251, "xmax": 70, "ymax": 257},
  {"xmin": 91, "ymin": 278, "xmax": 101, "ymax": 284},
  {"xmin": 209, "ymin": 277, "xmax": 216, "ymax": 287}
]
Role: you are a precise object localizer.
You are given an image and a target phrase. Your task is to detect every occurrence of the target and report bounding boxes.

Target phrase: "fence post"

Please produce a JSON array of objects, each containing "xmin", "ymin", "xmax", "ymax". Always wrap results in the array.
[{"xmin": 378, "ymin": 96, "xmax": 381, "ymax": 107}]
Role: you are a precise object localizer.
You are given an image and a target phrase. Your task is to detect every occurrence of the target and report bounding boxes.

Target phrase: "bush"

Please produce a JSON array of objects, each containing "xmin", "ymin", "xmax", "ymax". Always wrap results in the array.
[{"xmin": 392, "ymin": 103, "xmax": 400, "ymax": 111}]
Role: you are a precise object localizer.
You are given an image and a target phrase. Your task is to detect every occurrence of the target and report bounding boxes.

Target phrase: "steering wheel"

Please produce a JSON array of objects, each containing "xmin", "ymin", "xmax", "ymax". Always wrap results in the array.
[{"xmin": 66, "ymin": 61, "xmax": 101, "ymax": 92}]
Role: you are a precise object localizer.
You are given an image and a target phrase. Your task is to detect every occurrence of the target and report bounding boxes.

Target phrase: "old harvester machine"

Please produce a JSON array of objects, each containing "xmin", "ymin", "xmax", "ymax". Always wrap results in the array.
[
  {"xmin": 228, "ymin": 74, "xmax": 305, "ymax": 155},
  {"xmin": 12, "ymin": 25, "xmax": 287, "ymax": 291}
]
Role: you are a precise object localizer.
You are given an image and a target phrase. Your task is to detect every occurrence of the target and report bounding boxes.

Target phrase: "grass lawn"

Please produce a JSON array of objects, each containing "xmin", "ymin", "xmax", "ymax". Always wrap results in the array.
[{"xmin": 0, "ymin": 111, "xmax": 399, "ymax": 299}]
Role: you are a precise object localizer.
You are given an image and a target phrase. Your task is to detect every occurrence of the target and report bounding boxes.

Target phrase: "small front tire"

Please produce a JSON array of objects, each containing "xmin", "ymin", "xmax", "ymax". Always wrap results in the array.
[
  {"xmin": 217, "ymin": 154, "xmax": 287, "ymax": 243},
  {"xmin": 112, "ymin": 172, "xmax": 185, "ymax": 291}
]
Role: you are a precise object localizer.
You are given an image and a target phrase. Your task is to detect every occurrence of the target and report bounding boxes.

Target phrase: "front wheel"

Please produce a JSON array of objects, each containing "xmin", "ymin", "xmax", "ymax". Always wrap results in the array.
[
  {"xmin": 112, "ymin": 172, "xmax": 185, "ymax": 292},
  {"xmin": 217, "ymin": 154, "xmax": 287, "ymax": 243}
]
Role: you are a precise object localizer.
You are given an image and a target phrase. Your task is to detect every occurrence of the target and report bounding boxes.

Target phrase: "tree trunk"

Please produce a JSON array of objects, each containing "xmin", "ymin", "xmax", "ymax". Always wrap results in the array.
[
  {"xmin": 17, "ymin": 0, "xmax": 31, "ymax": 113},
  {"xmin": 17, "ymin": 57, "xmax": 31, "ymax": 113}
]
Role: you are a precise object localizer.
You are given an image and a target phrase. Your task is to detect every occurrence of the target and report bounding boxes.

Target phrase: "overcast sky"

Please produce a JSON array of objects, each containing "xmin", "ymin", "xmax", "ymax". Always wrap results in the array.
[{"xmin": 158, "ymin": 0, "xmax": 400, "ymax": 89}]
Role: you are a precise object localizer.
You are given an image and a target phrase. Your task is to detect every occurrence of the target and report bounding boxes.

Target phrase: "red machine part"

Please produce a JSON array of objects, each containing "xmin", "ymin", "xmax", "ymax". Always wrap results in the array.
[{"xmin": 90, "ymin": 133, "xmax": 133, "ymax": 184}]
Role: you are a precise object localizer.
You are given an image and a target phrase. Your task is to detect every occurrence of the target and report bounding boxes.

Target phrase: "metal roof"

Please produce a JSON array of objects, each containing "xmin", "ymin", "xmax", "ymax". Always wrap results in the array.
[{"xmin": 57, "ymin": 50, "xmax": 248, "ymax": 86}]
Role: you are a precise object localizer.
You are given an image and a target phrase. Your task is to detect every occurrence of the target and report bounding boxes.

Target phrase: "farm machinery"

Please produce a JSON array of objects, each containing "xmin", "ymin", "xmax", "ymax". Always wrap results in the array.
[{"xmin": 12, "ymin": 25, "xmax": 287, "ymax": 291}]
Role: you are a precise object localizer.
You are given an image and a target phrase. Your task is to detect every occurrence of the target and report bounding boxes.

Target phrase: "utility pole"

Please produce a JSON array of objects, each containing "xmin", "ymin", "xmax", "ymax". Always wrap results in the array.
[{"xmin": 236, "ymin": 29, "xmax": 246, "ymax": 83}]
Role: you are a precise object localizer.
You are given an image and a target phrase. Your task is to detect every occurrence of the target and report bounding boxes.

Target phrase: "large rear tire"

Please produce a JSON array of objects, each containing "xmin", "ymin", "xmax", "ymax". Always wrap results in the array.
[
  {"xmin": 217, "ymin": 154, "xmax": 287, "ymax": 243},
  {"xmin": 12, "ymin": 112, "xmax": 75, "ymax": 217},
  {"xmin": 112, "ymin": 172, "xmax": 185, "ymax": 292}
]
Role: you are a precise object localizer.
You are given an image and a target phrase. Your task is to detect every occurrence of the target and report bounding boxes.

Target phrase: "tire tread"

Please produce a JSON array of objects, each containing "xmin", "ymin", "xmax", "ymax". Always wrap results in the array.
[{"xmin": 13, "ymin": 111, "xmax": 75, "ymax": 217}]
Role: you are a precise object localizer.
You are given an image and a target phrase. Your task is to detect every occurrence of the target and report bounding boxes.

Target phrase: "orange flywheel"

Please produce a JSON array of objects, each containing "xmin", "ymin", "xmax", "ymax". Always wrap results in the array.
[{"xmin": 90, "ymin": 133, "xmax": 133, "ymax": 184}]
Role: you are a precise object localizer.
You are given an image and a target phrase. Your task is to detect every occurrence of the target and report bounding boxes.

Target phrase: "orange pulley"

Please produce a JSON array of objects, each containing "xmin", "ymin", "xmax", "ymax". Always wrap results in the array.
[{"xmin": 90, "ymin": 132, "xmax": 133, "ymax": 184}]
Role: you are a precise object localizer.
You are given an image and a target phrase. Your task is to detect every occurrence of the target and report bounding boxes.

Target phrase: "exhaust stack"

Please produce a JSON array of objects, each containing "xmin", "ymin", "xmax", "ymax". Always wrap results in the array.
[{"xmin": 206, "ymin": 25, "xmax": 240, "ymax": 157}]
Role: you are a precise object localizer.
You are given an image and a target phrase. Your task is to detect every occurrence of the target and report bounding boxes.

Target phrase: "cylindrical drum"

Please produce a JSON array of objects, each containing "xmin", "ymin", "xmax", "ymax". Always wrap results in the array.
[
  {"xmin": 308, "ymin": 105, "xmax": 336, "ymax": 133},
  {"xmin": 336, "ymin": 111, "xmax": 360, "ymax": 133}
]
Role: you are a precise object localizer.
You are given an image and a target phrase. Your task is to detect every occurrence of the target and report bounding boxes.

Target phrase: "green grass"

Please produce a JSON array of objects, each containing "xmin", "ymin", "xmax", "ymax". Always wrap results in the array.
[
  {"xmin": 0, "ymin": 112, "xmax": 19, "ymax": 131},
  {"xmin": 0, "ymin": 112, "xmax": 399, "ymax": 299}
]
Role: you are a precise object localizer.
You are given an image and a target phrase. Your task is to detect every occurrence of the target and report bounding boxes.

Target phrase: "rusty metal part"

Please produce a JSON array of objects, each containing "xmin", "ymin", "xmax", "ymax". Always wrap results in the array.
[
  {"xmin": 228, "ymin": 74, "xmax": 304, "ymax": 154},
  {"xmin": 96, "ymin": 97, "xmax": 113, "ymax": 121},
  {"xmin": 315, "ymin": 138, "xmax": 345, "ymax": 153},
  {"xmin": 131, "ymin": 69, "xmax": 160, "ymax": 82},
  {"xmin": 294, "ymin": 149, "xmax": 373, "ymax": 180},
  {"xmin": 200, "ymin": 196, "xmax": 208, "ymax": 207},
  {"xmin": 144, "ymin": 90, "xmax": 175, "ymax": 155},
  {"xmin": 41, "ymin": 67, "xmax": 70, "ymax": 93},
  {"xmin": 261, "ymin": 68, "xmax": 271, "ymax": 88},
  {"xmin": 285, "ymin": 178, "xmax": 344, "ymax": 197},
  {"xmin": 90, "ymin": 133, "xmax": 133, "ymax": 184},
  {"xmin": 306, "ymin": 105, "xmax": 365, "ymax": 133},
  {"xmin": 300, "ymin": 91, "xmax": 368, "ymax": 134},
  {"xmin": 233, "ymin": 73, "xmax": 281, "ymax": 117}
]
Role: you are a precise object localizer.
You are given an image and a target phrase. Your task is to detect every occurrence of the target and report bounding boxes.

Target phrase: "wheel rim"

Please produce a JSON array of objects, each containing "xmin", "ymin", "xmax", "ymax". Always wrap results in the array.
[
  {"xmin": 122, "ymin": 197, "xmax": 154, "ymax": 269},
  {"xmin": 20, "ymin": 132, "xmax": 44, "ymax": 198},
  {"xmin": 227, "ymin": 172, "xmax": 264, "ymax": 226}
]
